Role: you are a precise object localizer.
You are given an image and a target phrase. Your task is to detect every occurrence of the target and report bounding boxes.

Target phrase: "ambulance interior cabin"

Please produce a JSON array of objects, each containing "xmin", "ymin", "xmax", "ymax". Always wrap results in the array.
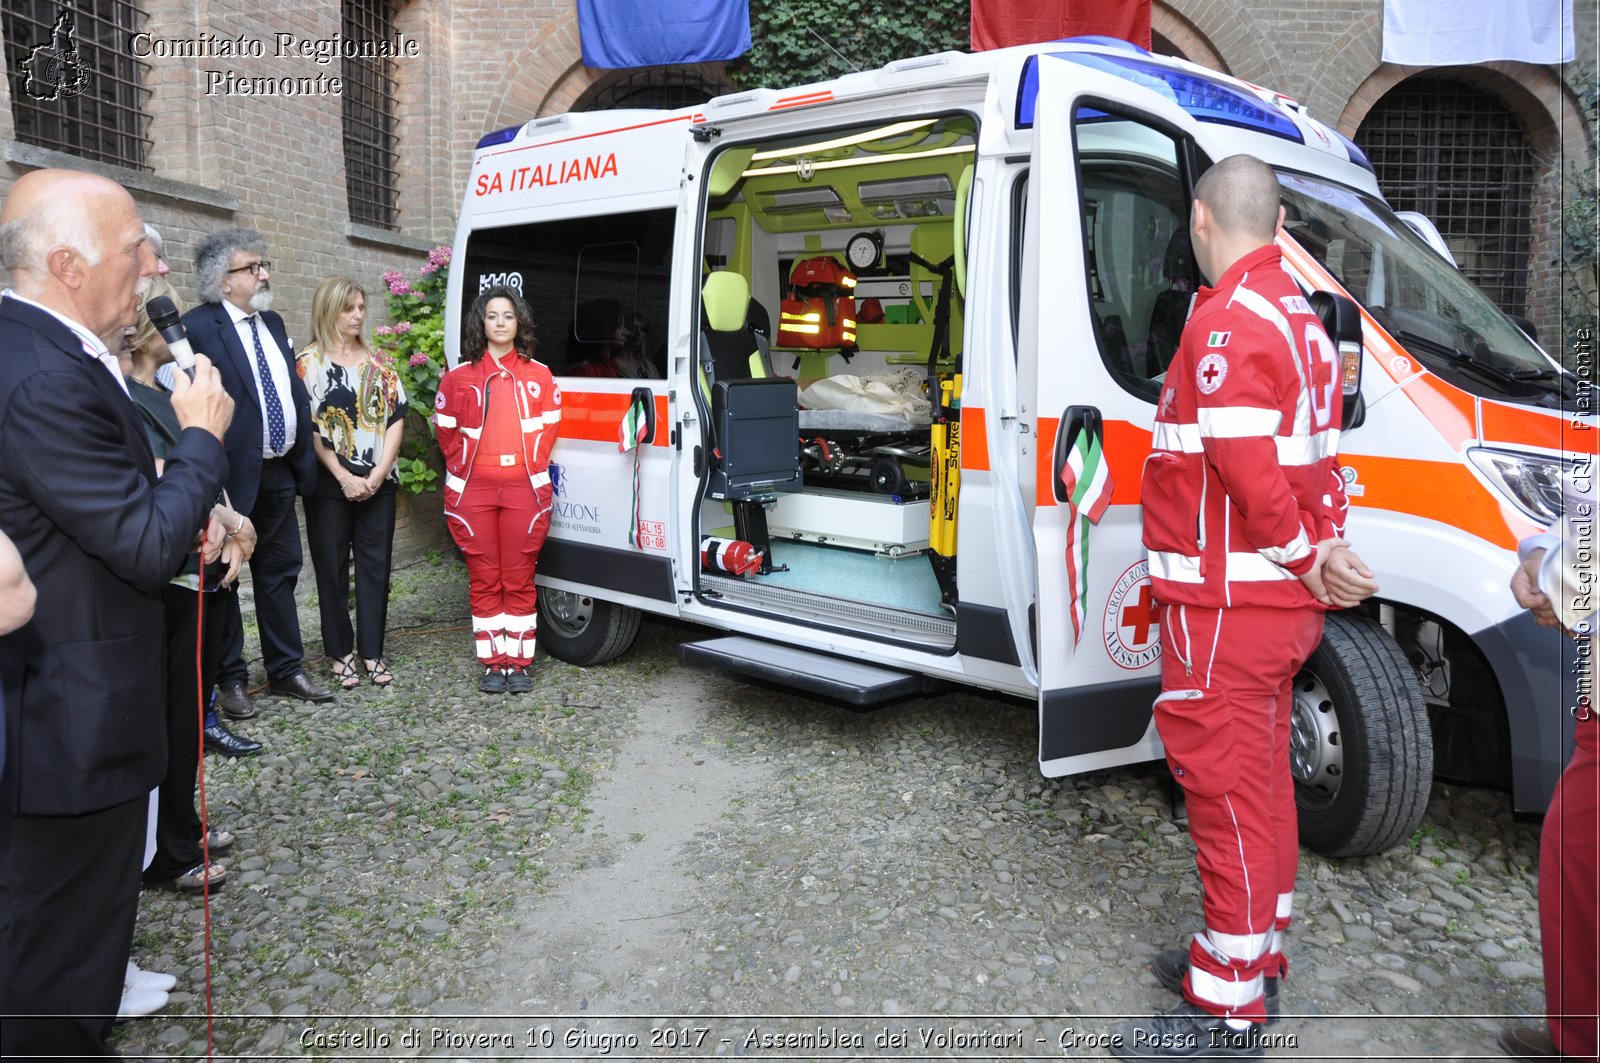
[{"xmin": 694, "ymin": 113, "xmax": 975, "ymax": 645}]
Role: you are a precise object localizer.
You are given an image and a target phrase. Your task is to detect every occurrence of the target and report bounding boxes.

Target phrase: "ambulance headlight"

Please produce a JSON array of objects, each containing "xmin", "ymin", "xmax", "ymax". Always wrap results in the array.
[{"xmin": 1467, "ymin": 447, "xmax": 1580, "ymax": 526}]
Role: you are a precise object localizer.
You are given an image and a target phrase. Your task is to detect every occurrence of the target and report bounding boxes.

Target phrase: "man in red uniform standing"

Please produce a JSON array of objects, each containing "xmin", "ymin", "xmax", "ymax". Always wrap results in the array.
[{"xmin": 1114, "ymin": 155, "xmax": 1379, "ymax": 1060}]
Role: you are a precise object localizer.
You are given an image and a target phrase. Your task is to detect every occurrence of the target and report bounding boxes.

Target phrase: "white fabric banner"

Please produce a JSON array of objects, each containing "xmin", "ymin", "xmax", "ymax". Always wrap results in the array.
[{"xmin": 1382, "ymin": 0, "xmax": 1574, "ymax": 65}]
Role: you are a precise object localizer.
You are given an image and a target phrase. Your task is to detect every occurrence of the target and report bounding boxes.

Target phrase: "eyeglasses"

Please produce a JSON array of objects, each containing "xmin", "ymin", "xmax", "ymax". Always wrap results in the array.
[{"xmin": 226, "ymin": 260, "xmax": 271, "ymax": 276}]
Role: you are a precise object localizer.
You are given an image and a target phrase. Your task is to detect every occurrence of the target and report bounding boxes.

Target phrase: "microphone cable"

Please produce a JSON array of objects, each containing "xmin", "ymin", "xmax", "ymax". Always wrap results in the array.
[{"xmin": 193, "ymin": 537, "xmax": 216, "ymax": 1060}]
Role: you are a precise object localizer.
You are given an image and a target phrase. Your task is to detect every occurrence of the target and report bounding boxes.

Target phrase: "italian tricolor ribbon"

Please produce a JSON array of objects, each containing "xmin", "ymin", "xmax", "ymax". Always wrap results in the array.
[{"xmin": 1059, "ymin": 426, "xmax": 1115, "ymax": 645}]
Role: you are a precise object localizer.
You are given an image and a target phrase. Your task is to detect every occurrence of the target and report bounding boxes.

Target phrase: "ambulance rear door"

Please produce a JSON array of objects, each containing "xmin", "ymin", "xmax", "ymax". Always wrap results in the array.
[
  {"xmin": 455, "ymin": 112, "xmax": 694, "ymax": 619},
  {"xmin": 1019, "ymin": 53, "xmax": 1210, "ymax": 776}
]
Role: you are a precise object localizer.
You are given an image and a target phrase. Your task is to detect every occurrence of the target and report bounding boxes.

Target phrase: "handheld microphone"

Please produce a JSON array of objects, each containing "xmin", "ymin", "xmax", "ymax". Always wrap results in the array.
[{"xmin": 145, "ymin": 295, "xmax": 196, "ymax": 378}]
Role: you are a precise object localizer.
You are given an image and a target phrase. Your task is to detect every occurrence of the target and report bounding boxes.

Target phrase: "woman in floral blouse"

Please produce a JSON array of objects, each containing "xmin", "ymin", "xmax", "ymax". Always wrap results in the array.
[{"xmin": 297, "ymin": 277, "xmax": 407, "ymax": 688}]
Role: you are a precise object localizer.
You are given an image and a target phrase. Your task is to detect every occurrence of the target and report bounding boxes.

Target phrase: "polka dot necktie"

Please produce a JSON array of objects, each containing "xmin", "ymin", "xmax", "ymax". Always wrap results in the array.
[{"xmin": 249, "ymin": 315, "xmax": 287, "ymax": 454}]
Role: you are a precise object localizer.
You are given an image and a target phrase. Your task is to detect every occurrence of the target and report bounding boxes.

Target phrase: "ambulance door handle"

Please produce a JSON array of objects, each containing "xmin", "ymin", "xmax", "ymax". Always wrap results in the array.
[
  {"xmin": 1052, "ymin": 405, "xmax": 1104, "ymax": 503},
  {"xmin": 626, "ymin": 387, "xmax": 656, "ymax": 445}
]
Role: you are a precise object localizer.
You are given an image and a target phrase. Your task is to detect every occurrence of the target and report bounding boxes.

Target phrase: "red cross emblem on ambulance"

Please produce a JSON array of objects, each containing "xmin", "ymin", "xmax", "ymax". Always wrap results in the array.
[{"xmin": 1104, "ymin": 561, "xmax": 1162, "ymax": 671}]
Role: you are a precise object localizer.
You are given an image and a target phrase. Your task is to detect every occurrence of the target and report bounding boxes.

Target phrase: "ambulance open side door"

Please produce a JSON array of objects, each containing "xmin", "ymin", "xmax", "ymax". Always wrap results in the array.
[{"xmin": 1020, "ymin": 54, "xmax": 1207, "ymax": 777}]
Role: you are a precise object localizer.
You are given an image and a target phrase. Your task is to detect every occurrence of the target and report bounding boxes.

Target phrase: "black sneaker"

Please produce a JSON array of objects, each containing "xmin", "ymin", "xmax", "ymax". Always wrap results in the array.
[
  {"xmin": 505, "ymin": 666, "xmax": 532, "ymax": 694},
  {"xmin": 1151, "ymin": 949, "xmax": 1281, "ymax": 1025},
  {"xmin": 1110, "ymin": 1001, "xmax": 1266, "ymax": 1060},
  {"xmin": 479, "ymin": 667, "xmax": 508, "ymax": 694}
]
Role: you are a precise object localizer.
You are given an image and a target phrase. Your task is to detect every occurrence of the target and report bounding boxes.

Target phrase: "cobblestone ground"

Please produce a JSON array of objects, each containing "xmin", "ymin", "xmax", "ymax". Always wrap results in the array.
[{"xmin": 114, "ymin": 557, "xmax": 1549, "ymax": 1062}]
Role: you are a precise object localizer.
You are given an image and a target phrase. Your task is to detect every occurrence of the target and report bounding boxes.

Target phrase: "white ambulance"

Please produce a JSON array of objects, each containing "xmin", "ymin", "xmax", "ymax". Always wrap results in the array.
[{"xmin": 445, "ymin": 38, "xmax": 1591, "ymax": 857}]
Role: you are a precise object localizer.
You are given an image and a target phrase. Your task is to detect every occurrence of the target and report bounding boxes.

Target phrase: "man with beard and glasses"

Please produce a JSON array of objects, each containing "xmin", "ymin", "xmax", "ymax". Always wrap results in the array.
[{"xmin": 183, "ymin": 228, "xmax": 332, "ymax": 716}]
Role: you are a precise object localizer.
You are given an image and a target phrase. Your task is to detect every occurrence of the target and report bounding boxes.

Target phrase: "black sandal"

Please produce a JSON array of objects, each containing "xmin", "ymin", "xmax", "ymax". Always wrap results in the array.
[
  {"xmin": 364, "ymin": 659, "xmax": 393, "ymax": 686},
  {"xmin": 331, "ymin": 656, "xmax": 361, "ymax": 689}
]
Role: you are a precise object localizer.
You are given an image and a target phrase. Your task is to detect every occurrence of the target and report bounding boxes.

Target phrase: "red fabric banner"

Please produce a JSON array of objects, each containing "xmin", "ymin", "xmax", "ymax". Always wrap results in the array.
[{"xmin": 971, "ymin": 0, "xmax": 1152, "ymax": 51}]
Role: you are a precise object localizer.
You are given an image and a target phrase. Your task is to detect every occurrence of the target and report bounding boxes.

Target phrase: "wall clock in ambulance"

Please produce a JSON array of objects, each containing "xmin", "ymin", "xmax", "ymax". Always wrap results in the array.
[{"xmin": 846, "ymin": 230, "xmax": 882, "ymax": 271}]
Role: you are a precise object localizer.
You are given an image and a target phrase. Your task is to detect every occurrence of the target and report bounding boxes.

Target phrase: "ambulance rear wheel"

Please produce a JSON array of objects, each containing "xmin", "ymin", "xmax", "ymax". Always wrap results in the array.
[
  {"xmin": 1292, "ymin": 612, "xmax": 1433, "ymax": 858},
  {"xmin": 537, "ymin": 588, "xmax": 641, "ymax": 666}
]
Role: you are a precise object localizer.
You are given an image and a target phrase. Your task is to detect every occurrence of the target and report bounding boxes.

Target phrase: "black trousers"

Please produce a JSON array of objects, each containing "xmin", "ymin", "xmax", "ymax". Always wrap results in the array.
[
  {"xmin": 217, "ymin": 458, "xmax": 308, "ymax": 683},
  {"xmin": 0, "ymin": 794, "xmax": 145, "ymax": 1057},
  {"xmin": 303, "ymin": 481, "xmax": 397, "ymax": 662},
  {"xmin": 148, "ymin": 585, "xmax": 222, "ymax": 880}
]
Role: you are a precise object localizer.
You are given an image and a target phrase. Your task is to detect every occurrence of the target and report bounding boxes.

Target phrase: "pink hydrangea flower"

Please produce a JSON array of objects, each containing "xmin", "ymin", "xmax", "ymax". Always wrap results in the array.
[
  {"xmin": 422, "ymin": 245, "xmax": 452, "ymax": 274},
  {"xmin": 409, "ymin": 353, "xmax": 431, "ymax": 367},
  {"xmin": 393, "ymin": 321, "xmax": 413, "ymax": 334}
]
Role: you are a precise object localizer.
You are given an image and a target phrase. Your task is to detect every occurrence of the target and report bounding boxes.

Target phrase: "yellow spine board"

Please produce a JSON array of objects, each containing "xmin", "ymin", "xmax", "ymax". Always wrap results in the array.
[{"xmin": 928, "ymin": 374, "xmax": 962, "ymax": 557}]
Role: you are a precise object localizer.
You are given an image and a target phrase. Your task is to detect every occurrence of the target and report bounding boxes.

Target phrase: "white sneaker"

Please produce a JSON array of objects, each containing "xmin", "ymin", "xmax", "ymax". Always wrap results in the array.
[
  {"xmin": 116, "ymin": 982, "xmax": 168, "ymax": 1020},
  {"xmin": 126, "ymin": 959, "xmax": 178, "ymax": 993}
]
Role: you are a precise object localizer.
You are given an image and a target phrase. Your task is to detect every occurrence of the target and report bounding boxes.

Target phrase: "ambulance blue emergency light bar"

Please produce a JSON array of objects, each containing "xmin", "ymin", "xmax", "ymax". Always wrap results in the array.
[{"xmin": 1016, "ymin": 40, "xmax": 1375, "ymax": 175}]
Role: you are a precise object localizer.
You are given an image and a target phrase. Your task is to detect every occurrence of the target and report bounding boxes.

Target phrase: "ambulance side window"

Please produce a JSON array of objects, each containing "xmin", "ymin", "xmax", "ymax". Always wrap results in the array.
[
  {"xmin": 1071, "ymin": 108, "xmax": 1195, "ymax": 401},
  {"xmin": 460, "ymin": 208, "xmax": 676, "ymax": 377}
]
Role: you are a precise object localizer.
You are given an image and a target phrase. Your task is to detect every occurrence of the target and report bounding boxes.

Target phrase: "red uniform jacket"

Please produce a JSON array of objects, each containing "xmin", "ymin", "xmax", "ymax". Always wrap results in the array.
[
  {"xmin": 434, "ymin": 354, "xmax": 562, "ymax": 507},
  {"xmin": 1141, "ymin": 245, "xmax": 1349, "ymax": 610}
]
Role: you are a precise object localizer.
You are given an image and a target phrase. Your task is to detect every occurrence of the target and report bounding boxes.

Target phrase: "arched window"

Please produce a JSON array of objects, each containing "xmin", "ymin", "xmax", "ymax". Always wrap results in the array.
[
  {"xmin": 1356, "ymin": 78, "xmax": 1534, "ymax": 318},
  {"xmin": 570, "ymin": 67, "xmax": 733, "ymax": 112}
]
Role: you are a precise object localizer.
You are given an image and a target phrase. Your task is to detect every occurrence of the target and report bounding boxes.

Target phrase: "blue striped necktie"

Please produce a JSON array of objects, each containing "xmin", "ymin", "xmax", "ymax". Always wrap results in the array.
[{"xmin": 249, "ymin": 315, "xmax": 287, "ymax": 453}]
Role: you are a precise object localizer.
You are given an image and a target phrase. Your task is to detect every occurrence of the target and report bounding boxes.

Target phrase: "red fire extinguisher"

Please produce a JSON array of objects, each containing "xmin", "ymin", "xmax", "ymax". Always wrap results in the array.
[{"xmin": 700, "ymin": 536, "xmax": 764, "ymax": 577}]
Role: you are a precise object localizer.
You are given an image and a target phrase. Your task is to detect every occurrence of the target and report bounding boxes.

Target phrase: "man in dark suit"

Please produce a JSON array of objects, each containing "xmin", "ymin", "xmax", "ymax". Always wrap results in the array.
[
  {"xmin": 0, "ymin": 167, "xmax": 234, "ymax": 1055},
  {"xmin": 183, "ymin": 228, "xmax": 332, "ymax": 714}
]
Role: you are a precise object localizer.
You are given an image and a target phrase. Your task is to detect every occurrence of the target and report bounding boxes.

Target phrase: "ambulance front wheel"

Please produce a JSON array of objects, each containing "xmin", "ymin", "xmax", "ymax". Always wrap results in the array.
[
  {"xmin": 1291, "ymin": 612, "xmax": 1434, "ymax": 858},
  {"xmin": 537, "ymin": 588, "xmax": 641, "ymax": 666}
]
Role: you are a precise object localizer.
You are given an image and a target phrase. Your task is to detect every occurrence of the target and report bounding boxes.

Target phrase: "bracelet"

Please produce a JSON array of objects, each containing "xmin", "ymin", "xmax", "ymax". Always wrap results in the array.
[{"xmin": 224, "ymin": 513, "xmax": 244, "ymax": 539}]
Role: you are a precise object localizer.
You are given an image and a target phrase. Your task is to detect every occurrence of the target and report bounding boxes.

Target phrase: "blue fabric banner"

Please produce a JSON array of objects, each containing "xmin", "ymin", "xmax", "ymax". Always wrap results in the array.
[{"xmin": 576, "ymin": 0, "xmax": 752, "ymax": 69}]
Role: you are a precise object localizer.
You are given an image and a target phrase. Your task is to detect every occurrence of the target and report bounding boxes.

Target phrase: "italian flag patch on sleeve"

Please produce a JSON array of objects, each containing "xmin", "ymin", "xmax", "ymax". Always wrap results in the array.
[{"xmin": 1207, "ymin": 331, "xmax": 1231, "ymax": 347}]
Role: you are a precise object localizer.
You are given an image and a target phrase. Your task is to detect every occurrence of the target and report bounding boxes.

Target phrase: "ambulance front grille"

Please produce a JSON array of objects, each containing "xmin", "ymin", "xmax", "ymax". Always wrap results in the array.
[{"xmin": 699, "ymin": 575, "xmax": 956, "ymax": 644}]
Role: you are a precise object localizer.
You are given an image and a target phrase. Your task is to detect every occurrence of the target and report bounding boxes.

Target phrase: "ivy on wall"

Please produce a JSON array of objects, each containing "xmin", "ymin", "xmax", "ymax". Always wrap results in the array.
[
  {"xmin": 1557, "ymin": 65, "xmax": 1599, "ymax": 348},
  {"xmin": 728, "ymin": 0, "xmax": 972, "ymax": 90}
]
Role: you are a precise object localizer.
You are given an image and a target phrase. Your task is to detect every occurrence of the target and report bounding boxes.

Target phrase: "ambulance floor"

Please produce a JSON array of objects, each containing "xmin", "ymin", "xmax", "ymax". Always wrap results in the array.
[{"xmin": 758, "ymin": 538, "xmax": 944, "ymax": 616}]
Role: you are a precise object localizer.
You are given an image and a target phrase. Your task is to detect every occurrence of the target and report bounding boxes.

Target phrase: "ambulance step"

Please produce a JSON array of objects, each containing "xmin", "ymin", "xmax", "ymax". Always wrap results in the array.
[{"xmin": 679, "ymin": 637, "xmax": 925, "ymax": 707}]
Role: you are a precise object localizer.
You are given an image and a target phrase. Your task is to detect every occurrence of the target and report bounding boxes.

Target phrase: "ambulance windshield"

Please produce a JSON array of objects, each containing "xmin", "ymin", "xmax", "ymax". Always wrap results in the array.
[{"xmin": 1276, "ymin": 171, "xmax": 1574, "ymax": 407}]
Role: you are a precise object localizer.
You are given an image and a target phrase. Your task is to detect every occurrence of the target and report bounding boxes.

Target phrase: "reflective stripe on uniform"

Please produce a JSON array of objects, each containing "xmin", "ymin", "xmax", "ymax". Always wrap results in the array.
[
  {"xmin": 1258, "ymin": 529, "xmax": 1311, "ymax": 567},
  {"xmin": 1197, "ymin": 406, "xmax": 1281, "ymax": 438},
  {"xmin": 1275, "ymin": 433, "xmax": 1327, "ymax": 466},
  {"xmin": 1149, "ymin": 550, "xmax": 1205, "ymax": 584},
  {"xmin": 1152, "ymin": 421, "xmax": 1203, "ymax": 453},
  {"xmin": 434, "ymin": 412, "xmax": 457, "ymax": 428},
  {"xmin": 1226, "ymin": 551, "xmax": 1300, "ymax": 582}
]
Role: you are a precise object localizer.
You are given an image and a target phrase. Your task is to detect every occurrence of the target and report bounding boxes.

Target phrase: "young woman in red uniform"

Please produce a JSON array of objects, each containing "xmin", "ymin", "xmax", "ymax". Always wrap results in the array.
[{"xmin": 434, "ymin": 286, "xmax": 561, "ymax": 693}]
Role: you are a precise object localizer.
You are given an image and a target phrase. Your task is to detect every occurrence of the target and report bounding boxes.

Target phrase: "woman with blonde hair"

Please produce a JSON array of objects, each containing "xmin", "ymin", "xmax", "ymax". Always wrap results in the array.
[{"xmin": 296, "ymin": 276, "xmax": 407, "ymax": 688}]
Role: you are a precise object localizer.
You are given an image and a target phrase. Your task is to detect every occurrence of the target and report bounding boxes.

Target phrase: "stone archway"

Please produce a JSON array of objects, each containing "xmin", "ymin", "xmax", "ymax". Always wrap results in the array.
[
  {"xmin": 1150, "ymin": 2, "xmax": 1228, "ymax": 73},
  {"xmin": 1340, "ymin": 63, "xmax": 1588, "ymax": 340},
  {"xmin": 567, "ymin": 64, "xmax": 735, "ymax": 111}
]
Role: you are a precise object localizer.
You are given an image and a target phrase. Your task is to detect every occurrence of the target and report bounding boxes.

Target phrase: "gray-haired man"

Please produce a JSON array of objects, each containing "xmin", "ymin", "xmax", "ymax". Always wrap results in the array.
[{"xmin": 182, "ymin": 227, "xmax": 332, "ymax": 710}]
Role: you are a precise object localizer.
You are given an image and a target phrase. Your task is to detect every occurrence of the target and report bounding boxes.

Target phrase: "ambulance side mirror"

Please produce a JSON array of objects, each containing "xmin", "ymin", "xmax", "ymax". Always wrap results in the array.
[{"xmin": 1311, "ymin": 291, "xmax": 1365, "ymax": 432}]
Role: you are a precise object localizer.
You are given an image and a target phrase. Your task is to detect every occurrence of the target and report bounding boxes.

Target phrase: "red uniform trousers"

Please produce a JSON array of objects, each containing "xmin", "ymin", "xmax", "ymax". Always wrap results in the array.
[
  {"xmin": 447, "ymin": 464, "xmax": 552, "ymax": 668},
  {"xmin": 1542, "ymin": 712, "xmax": 1599, "ymax": 1061},
  {"xmin": 1155, "ymin": 602, "xmax": 1325, "ymax": 1023}
]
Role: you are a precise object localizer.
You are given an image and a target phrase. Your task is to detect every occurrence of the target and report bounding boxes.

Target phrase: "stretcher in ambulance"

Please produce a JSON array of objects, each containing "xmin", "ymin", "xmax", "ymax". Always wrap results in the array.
[{"xmin": 446, "ymin": 38, "xmax": 1592, "ymax": 857}]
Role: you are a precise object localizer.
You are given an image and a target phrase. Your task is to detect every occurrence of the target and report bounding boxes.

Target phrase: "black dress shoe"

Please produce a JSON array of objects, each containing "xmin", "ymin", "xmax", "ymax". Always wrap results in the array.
[
  {"xmin": 479, "ymin": 667, "xmax": 507, "ymax": 694},
  {"xmin": 216, "ymin": 678, "xmax": 258, "ymax": 720},
  {"xmin": 203, "ymin": 722, "xmax": 263, "ymax": 759},
  {"xmin": 267, "ymin": 671, "xmax": 334, "ymax": 703},
  {"xmin": 505, "ymin": 666, "xmax": 532, "ymax": 694}
]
